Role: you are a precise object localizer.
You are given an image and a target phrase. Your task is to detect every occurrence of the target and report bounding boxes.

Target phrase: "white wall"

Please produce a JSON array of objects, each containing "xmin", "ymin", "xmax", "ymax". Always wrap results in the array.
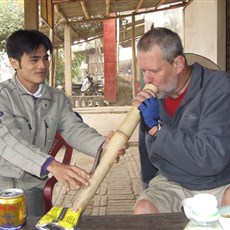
[{"xmin": 184, "ymin": 0, "xmax": 226, "ymax": 70}]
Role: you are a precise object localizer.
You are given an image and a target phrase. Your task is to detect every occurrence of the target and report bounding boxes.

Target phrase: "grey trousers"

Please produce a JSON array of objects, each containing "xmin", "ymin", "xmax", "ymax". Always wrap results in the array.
[{"xmin": 24, "ymin": 187, "xmax": 45, "ymax": 216}]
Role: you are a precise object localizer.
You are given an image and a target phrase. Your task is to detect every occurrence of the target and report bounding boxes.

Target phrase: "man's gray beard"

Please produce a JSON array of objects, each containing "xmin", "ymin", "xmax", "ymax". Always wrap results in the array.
[
  {"xmin": 156, "ymin": 79, "xmax": 178, "ymax": 99},
  {"xmin": 157, "ymin": 91, "xmax": 169, "ymax": 99}
]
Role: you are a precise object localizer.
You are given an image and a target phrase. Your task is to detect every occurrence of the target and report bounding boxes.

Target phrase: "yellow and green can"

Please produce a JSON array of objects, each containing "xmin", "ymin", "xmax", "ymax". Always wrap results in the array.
[{"xmin": 0, "ymin": 189, "xmax": 26, "ymax": 229}]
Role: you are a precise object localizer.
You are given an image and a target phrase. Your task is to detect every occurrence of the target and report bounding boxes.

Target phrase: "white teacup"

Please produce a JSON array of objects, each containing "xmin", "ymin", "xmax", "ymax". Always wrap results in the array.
[
  {"xmin": 219, "ymin": 205, "xmax": 230, "ymax": 230},
  {"xmin": 182, "ymin": 194, "xmax": 220, "ymax": 224}
]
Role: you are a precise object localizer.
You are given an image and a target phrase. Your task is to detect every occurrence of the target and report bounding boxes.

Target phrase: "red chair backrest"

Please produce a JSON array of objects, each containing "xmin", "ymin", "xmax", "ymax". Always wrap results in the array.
[{"xmin": 43, "ymin": 133, "xmax": 73, "ymax": 213}]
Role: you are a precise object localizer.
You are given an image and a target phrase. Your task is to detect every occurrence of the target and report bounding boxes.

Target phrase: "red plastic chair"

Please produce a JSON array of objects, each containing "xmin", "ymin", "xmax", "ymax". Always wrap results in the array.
[{"xmin": 43, "ymin": 132, "xmax": 73, "ymax": 213}]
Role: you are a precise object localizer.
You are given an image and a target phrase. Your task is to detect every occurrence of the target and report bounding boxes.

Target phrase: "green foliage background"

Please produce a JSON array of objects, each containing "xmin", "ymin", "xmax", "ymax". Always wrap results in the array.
[
  {"xmin": 0, "ymin": 0, "xmax": 24, "ymax": 51},
  {"xmin": 0, "ymin": 0, "xmax": 83, "ymax": 85},
  {"xmin": 55, "ymin": 49, "xmax": 84, "ymax": 85}
]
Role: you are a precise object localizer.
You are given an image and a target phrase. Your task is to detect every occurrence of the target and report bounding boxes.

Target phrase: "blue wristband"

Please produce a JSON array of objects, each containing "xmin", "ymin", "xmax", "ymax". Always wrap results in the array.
[{"xmin": 42, "ymin": 157, "xmax": 54, "ymax": 174}]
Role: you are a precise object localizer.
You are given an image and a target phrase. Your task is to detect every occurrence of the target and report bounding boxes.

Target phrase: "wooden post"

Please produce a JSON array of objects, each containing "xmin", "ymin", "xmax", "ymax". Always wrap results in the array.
[
  {"xmin": 49, "ymin": 29, "xmax": 55, "ymax": 87},
  {"xmin": 131, "ymin": 13, "xmax": 137, "ymax": 98},
  {"xmin": 24, "ymin": 0, "xmax": 39, "ymax": 30},
  {"xmin": 53, "ymin": 47, "xmax": 59, "ymax": 87},
  {"xmin": 64, "ymin": 24, "xmax": 73, "ymax": 105}
]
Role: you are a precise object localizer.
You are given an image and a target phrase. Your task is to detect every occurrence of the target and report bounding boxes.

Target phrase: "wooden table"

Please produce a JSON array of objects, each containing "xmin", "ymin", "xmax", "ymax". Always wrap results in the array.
[{"xmin": 26, "ymin": 212, "xmax": 188, "ymax": 229}]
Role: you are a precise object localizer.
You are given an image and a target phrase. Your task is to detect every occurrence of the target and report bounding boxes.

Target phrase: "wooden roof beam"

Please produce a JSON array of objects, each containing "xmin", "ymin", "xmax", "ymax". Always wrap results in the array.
[
  {"xmin": 80, "ymin": 0, "xmax": 90, "ymax": 19},
  {"xmin": 54, "ymin": 5, "xmax": 68, "ymax": 21},
  {"xmin": 53, "ymin": 0, "xmax": 79, "ymax": 3},
  {"xmin": 54, "ymin": 5, "xmax": 78, "ymax": 36},
  {"xmin": 39, "ymin": 24, "xmax": 64, "ymax": 45},
  {"xmin": 135, "ymin": 0, "xmax": 144, "ymax": 13},
  {"xmin": 65, "ymin": 1, "xmax": 190, "ymax": 23},
  {"xmin": 155, "ymin": 0, "xmax": 166, "ymax": 9},
  {"xmin": 105, "ymin": 0, "xmax": 110, "ymax": 17}
]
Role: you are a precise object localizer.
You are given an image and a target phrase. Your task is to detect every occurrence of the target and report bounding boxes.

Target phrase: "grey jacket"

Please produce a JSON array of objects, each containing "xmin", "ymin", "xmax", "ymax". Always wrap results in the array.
[
  {"xmin": 0, "ymin": 74, "xmax": 105, "ymax": 189},
  {"xmin": 139, "ymin": 62, "xmax": 230, "ymax": 190}
]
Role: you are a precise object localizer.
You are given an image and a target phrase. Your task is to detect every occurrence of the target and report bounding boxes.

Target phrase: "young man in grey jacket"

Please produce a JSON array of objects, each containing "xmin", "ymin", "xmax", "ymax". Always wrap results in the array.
[
  {"xmin": 132, "ymin": 27, "xmax": 230, "ymax": 214},
  {"xmin": 0, "ymin": 29, "xmax": 127, "ymax": 216}
]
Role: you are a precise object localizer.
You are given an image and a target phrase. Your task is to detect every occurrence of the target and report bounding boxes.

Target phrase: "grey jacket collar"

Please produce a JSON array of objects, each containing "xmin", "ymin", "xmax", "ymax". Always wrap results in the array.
[{"xmin": 12, "ymin": 73, "xmax": 52, "ymax": 101}]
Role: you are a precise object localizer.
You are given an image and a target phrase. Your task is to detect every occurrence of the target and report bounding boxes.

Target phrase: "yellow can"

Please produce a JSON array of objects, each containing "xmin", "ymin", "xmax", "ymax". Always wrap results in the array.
[{"xmin": 0, "ymin": 189, "xmax": 26, "ymax": 229}]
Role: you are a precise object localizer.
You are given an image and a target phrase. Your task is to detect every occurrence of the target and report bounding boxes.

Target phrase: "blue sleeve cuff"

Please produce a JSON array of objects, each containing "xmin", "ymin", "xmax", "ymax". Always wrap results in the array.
[{"xmin": 42, "ymin": 157, "xmax": 54, "ymax": 174}]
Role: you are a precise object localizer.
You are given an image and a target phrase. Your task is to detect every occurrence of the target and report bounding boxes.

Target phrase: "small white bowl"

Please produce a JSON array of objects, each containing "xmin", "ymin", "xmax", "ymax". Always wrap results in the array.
[{"xmin": 219, "ymin": 205, "xmax": 230, "ymax": 230}]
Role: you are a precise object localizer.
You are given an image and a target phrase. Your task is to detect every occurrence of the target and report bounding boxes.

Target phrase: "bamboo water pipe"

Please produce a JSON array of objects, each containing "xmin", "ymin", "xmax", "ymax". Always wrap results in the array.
[{"xmin": 72, "ymin": 84, "xmax": 158, "ymax": 211}]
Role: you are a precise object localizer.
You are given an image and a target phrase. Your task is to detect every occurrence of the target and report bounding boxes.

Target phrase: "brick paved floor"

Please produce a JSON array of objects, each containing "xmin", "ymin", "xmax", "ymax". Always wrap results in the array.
[
  {"xmin": 52, "ymin": 144, "xmax": 141, "ymax": 216},
  {"xmin": 51, "ymin": 106, "xmax": 142, "ymax": 216}
]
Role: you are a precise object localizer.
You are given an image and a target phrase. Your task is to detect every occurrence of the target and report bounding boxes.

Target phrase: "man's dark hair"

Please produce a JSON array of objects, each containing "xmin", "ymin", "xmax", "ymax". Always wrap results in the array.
[{"xmin": 6, "ymin": 29, "xmax": 52, "ymax": 61}]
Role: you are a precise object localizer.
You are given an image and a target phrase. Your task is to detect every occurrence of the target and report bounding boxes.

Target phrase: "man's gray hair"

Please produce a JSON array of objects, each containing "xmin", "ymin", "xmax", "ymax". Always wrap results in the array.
[{"xmin": 137, "ymin": 27, "xmax": 184, "ymax": 64}]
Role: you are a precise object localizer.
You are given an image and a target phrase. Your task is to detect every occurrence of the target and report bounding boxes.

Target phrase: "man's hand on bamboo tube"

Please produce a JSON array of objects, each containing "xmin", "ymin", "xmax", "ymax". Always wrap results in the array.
[
  {"xmin": 132, "ymin": 88, "xmax": 160, "ymax": 137},
  {"xmin": 102, "ymin": 130, "xmax": 129, "ymax": 163}
]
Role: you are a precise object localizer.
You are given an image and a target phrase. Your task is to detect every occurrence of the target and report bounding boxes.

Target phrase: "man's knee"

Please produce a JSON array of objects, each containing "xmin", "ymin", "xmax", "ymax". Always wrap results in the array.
[
  {"xmin": 221, "ymin": 186, "xmax": 230, "ymax": 206},
  {"xmin": 134, "ymin": 199, "xmax": 159, "ymax": 214}
]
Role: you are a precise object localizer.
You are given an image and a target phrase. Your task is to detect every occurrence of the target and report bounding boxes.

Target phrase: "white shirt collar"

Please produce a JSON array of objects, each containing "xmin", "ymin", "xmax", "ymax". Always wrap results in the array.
[{"xmin": 16, "ymin": 75, "xmax": 43, "ymax": 98}]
